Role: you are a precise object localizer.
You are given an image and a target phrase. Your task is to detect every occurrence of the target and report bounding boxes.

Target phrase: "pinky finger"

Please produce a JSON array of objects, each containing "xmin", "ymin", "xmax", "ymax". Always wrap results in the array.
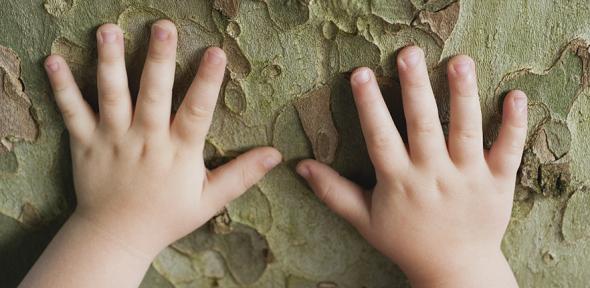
[
  {"xmin": 45, "ymin": 55, "xmax": 97, "ymax": 143},
  {"xmin": 488, "ymin": 90, "xmax": 528, "ymax": 178}
]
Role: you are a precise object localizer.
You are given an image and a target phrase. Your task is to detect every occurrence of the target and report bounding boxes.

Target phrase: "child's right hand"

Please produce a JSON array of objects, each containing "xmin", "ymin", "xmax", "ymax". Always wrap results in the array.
[{"xmin": 297, "ymin": 46, "xmax": 526, "ymax": 287}]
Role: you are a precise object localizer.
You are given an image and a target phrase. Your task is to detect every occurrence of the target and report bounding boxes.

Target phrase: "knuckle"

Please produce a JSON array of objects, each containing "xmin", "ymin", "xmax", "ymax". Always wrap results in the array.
[
  {"xmin": 185, "ymin": 103, "xmax": 213, "ymax": 121},
  {"xmin": 453, "ymin": 127, "xmax": 481, "ymax": 143},
  {"xmin": 53, "ymin": 83, "xmax": 71, "ymax": 95},
  {"xmin": 139, "ymin": 90, "xmax": 164, "ymax": 105},
  {"xmin": 504, "ymin": 140, "xmax": 525, "ymax": 155},
  {"xmin": 404, "ymin": 79, "xmax": 430, "ymax": 91},
  {"xmin": 59, "ymin": 105, "xmax": 77, "ymax": 121},
  {"xmin": 410, "ymin": 118, "xmax": 438, "ymax": 134},
  {"xmin": 317, "ymin": 182, "xmax": 335, "ymax": 204},
  {"xmin": 370, "ymin": 130, "xmax": 395, "ymax": 151},
  {"xmin": 101, "ymin": 53, "xmax": 124, "ymax": 65},
  {"xmin": 147, "ymin": 47, "xmax": 172, "ymax": 63},
  {"xmin": 239, "ymin": 166, "xmax": 255, "ymax": 191},
  {"xmin": 100, "ymin": 92, "xmax": 122, "ymax": 107}
]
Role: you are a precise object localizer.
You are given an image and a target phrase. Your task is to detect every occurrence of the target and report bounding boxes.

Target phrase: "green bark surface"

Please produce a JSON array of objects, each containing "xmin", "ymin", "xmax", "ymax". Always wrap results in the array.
[{"xmin": 1, "ymin": 0, "xmax": 589, "ymax": 287}]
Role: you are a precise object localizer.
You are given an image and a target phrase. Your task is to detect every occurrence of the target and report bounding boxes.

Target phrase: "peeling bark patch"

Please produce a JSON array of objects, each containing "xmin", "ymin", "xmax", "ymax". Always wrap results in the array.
[
  {"xmin": 266, "ymin": 0, "xmax": 310, "ymax": 31},
  {"xmin": 294, "ymin": 86, "xmax": 339, "ymax": 164},
  {"xmin": 570, "ymin": 39, "xmax": 590, "ymax": 89},
  {"xmin": 213, "ymin": 0, "xmax": 240, "ymax": 19},
  {"xmin": 216, "ymin": 224, "xmax": 269, "ymax": 285},
  {"xmin": 0, "ymin": 45, "xmax": 38, "ymax": 155},
  {"xmin": 544, "ymin": 120, "xmax": 571, "ymax": 159},
  {"xmin": 223, "ymin": 79, "xmax": 247, "ymax": 114},
  {"xmin": 223, "ymin": 37, "xmax": 251, "ymax": 80},
  {"xmin": 519, "ymin": 131, "xmax": 572, "ymax": 197},
  {"xmin": 167, "ymin": 224, "xmax": 270, "ymax": 286},
  {"xmin": 562, "ymin": 187, "xmax": 590, "ymax": 242},
  {"xmin": 18, "ymin": 202, "xmax": 43, "ymax": 228},
  {"xmin": 226, "ymin": 21, "xmax": 241, "ymax": 38},
  {"xmin": 43, "ymin": 0, "xmax": 75, "ymax": 17},
  {"xmin": 417, "ymin": 1, "xmax": 460, "ymax": 43},
  {"xmin": 498, "ymin": 39, "xmax": 589, "ymax": 121},
  {"xmin": 272, "ymin": 104, "xmax": 313, "ymax": 161},
  {"xmin": 210, "ymin": 208, "xmax": 232, "ymax": 235},
  {"xmin": 227, "ymin": 186, "xmax": 273, "ymax": 233}
]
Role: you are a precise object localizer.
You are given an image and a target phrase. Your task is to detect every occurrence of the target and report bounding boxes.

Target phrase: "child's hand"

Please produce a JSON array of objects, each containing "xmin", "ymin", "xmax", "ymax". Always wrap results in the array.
[
  {"xmin": 49, "ymin": 20, "xmax": 282, "ymax": 255},
  {"xmin": 21, "ymin": 20, "xmax": 281, "ymax": 288},
  {"xmin": 297, "ymin": 46, "xmax": 526, "ymax": 287}
]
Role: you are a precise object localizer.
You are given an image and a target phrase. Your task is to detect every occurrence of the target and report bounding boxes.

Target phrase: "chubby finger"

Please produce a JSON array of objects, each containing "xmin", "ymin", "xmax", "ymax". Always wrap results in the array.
[
  {"xmin": 45, "ymin": 55, "xmax": 97, "ymax": 143},
  {"xmin": 351, "ymin": 67, "xmax": 409, "ymax": 176},
  {"xmin": 96, "ymin": 24, "xmax": 132, "ymax": 134},
  {"xmin": 296, "ymin": 160, "xmax": 371, "ymax": 233},
  {"xmin": 134, "ymin": 20, "xmax": 178, "ymax": 132},
  {"xmin": 203, "ymin": 147, "xmax": 282, "ymax": 212},
  {"xmin": 397, "ymin": 46, "xmax": 447, "ymax": 164},
  {"xmin": 488, "ymin": 90, "xmax": 528, "ymax": 178},
  {"xmin": 447, "ymin": 55, "xmax": 484, "ymax": 166},
  {"xmin": 172, "ymin": 48, "xmax": 227, "ymax": 146}
]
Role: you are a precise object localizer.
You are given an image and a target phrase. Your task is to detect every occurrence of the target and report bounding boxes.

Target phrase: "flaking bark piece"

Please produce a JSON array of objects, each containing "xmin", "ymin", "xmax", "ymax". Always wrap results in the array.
[
  {"xmin": 417, "ymin": 1, "xmax": 460, "ymax": 43},
  {"xmin": 294, "ymin": 86, "xmax": 339, "ymax": 164},
  {"xmin": 0, "ymin": 45, "xmax": 38, "ymax": 154},
  {"xmin": 213, "ymin": 0, "xmax": 240, "ymax": 19}
]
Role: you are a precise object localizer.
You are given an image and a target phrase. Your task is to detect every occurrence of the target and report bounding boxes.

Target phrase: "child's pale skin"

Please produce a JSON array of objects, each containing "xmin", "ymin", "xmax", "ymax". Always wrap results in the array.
[{"xmin": 20, "ymin": 20, "xmax": 527, "ymax": 288}]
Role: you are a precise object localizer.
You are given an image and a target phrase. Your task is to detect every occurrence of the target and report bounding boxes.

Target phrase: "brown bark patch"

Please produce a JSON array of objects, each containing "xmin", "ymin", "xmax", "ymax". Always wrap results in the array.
[
  {"xmin": 294, "ymin": 86, "xmax": 339, "ymax": 164},
  {"xmin": 43, "ymin": 0, "xmax": 75, "ymax": 17},
  {"xmin": 417, "ymin": 1, "xmax": 460, "ymax": 43},
  {"xmin": 0, "ymin": 45, "xmax": 38, "ymax": 155},
  {"xmin": 213, "ymin": 0, "xmax": 240, "ymax": 19}
]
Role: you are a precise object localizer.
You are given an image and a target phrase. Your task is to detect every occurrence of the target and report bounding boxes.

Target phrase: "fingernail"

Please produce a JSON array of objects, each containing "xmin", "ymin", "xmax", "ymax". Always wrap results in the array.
[
  {"xmin": 453, "ymin": 58, "xmax": 473, "ymax": 77},
  {"xmin": 296, "ymin": 164, "xmax": 310, "ymax": 179},
  {"xmin": 352, "ymin": 68, "xmax": 371, "ymax": 85},
  {"xmin": 206, "ymin": 49, "xmax": 224, "ymax": 65},
  {"xmin": 45, "ymin": 61, "xmax": 60, "ymax": 73},
  {"xmin": 100, "ymin": 30, "xmax": 117, "ymax": 44},
  {"xmin": 153, "ymin": 24, "xmax": 170, "ymax": 41},
  {"xmin": 513, "ymin": 92, "xmax": 527, "ymax": 113},
  {"xmin": 263, "ymin": 156, "xmax": 281, "ymax": 170},
  {"xmin": 400, "ymin": 47, "xmax": 422, "ymax": 68}
]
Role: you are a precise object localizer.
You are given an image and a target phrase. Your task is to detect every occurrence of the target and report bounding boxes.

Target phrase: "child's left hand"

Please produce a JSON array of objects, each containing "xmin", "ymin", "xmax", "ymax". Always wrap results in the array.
[{"xmin": 20, "ymin": 20, "xmax": 281, "ymax": 288}]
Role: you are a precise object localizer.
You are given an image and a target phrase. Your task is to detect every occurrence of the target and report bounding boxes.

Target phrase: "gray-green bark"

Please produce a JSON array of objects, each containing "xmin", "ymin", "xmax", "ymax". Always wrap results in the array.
[{"xmin": 1, "ymin": 0, "xmax": 589, "ymax": 287}]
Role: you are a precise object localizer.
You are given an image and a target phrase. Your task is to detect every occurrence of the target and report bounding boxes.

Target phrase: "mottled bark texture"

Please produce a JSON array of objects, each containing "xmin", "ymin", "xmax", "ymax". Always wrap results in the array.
[{"xmin": 1, "ymin": 0, "xmax": 590, "ymax": 287}]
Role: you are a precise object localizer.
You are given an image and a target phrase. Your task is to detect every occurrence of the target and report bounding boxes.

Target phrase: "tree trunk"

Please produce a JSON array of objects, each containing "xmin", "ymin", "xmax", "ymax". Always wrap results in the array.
[{"xmin": 1, "ymin": 0, "xmax": 589, "ymax": 287}]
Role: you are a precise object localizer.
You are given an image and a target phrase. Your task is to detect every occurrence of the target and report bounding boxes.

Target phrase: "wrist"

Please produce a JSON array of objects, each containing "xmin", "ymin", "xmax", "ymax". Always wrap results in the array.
[
  {"xmin": 403, "ymin": 248, "xmax": 518, "ymax": 288},
  {"xmin": 70, "ymin": 208, "xmax": 166, "ymax": 261}
]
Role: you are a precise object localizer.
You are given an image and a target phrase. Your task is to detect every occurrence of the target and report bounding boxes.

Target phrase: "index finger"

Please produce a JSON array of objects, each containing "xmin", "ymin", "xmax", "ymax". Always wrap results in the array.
[{"xmin": 351, "ymin": 67, "xmax": 410, "ymax": 176}]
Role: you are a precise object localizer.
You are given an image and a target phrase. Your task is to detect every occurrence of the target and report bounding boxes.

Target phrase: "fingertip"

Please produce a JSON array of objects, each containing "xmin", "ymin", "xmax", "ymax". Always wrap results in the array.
[
  {"xmin": 261, "ymin": 147, "xmax": 282, "ymax": 170},
  {"xmin": 509, "ymin": 90, "xmax": 527, "ymax": 111},
  {"xmin": 97, "ymin": 23, "xmax": 123, "ymax": 45},
  {"xmin": 351, "ymin": 67, "xmax": 373, "ymax": 86},
  {"xmin": 448, "ymin": 54, "xmax": 475, "ymax": 78},
  {"xmin": 152, "ymin": 19, "xmax": 177, "ymax": 41},
  {"xmin": 397, "ymin": 45, "xmax": 424, "ymax": 69},
  {"xmin": 44, "ymin": 55, "xmax": 63, "ymax": 73},
  {"xmin": 296, "ymin": 159, "xmax": 315, "ymax": 179},
  {"xmin": 153, "ymin": 19, "xmax": 177, "ymax": 33},
  {"xmin": 204, "ymin": 47, "xmax": 227, "ymax": 66},
  {"xmin": 504, "ymin": 90, "xmax": 528, "ymax": 126}
]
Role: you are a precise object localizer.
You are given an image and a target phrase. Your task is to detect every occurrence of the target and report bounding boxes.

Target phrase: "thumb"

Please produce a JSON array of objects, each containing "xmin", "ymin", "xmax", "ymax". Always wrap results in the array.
[
  {"xmin": 296, "ymin": 160, "xmax": 371, "ymax": 233},
  {"xmin": 203, "ymin": 147, "xmax": 282, "ymax": 212}
]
